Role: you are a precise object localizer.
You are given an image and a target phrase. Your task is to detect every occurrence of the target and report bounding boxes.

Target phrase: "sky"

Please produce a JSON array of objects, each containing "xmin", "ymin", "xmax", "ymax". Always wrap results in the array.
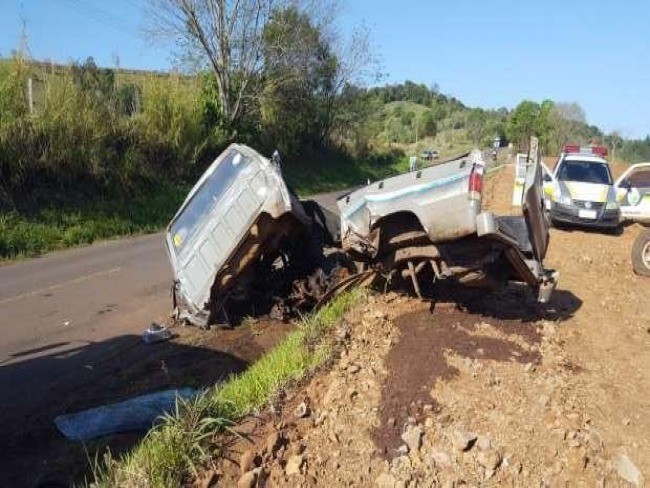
[{"xmin": 1, "ymin": 0, "xmax": 648, "ymax": 138}]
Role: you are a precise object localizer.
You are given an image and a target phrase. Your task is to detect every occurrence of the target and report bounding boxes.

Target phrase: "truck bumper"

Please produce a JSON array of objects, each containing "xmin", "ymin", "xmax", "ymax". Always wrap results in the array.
[
  {"xmin": 550, "ymin": 203, "xmax": 620, "ymax": 229},
  {"xmin": 476, "ymin": 212, "xmax": 558, "ymax": 303}
]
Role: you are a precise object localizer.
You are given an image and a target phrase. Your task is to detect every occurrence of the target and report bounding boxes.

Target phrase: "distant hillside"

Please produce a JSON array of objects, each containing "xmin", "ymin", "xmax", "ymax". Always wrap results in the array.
[{"xmin": 353, "ymin": 81, "xmax": 622, "ymax": 159}]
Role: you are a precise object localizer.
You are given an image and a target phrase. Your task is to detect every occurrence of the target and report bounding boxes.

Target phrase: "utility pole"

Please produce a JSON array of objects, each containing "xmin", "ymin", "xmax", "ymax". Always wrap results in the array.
[
  {"xmin": 415, "ymin": 116, "xmax": 419, "ymax": 146},
  {"xmin": 27, "ymin": 77, "xmax": 34, "ymax": 114}
]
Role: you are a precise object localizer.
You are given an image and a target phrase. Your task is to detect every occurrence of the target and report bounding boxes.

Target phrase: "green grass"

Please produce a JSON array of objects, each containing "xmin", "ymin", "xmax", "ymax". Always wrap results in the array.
[
  {"xmin": 0, "ymin": 185, "xmax": 188, "ymax": 260},
  {"xmin": 91, "ymin": 290, "xmax": 362, "ymax": 487},
  {"xmin": 383, "ymin": 100, "xmax": 432, "ymax": 115},
  {"xmin": 283, "ymin": 147, "xmax": 408, "ymax": 196}
]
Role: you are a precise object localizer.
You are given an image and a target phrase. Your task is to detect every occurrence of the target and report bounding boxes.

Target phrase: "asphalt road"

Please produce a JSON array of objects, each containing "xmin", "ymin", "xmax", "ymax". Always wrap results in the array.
[
  {"xmin": 0, "ymin": 190, "xmax": 349, "ymax": 458},
  {"xmin": 0, "ymin": 189, "xmax": 349, "ymax": 370},
  {"xmin": 0, "ymin": 233, "xmax": 172, "ymax": 367}
]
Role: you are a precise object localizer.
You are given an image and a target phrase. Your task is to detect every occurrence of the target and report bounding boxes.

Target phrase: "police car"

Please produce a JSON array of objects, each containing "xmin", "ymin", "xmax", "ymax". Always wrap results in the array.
[{"xmin": 545, "ymin": 145, "xmax": 620, "ymax": 230}]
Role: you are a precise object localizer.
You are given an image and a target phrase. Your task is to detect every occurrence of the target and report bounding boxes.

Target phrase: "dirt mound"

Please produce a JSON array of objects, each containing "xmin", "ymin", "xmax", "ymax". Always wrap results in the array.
[{"xmin": 207, "ymin": 289, "xmax": 645, "ymax": 487}]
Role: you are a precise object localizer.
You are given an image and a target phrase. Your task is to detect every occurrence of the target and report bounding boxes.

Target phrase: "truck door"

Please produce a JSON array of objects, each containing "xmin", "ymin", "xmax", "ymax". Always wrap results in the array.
[
  {"xmin": 615, "ymin": 164, "xmax": 650, "ymax": 222},
  {"xmin": 522, "ymin": 138, "xmax": 550, "ymax": 261}
]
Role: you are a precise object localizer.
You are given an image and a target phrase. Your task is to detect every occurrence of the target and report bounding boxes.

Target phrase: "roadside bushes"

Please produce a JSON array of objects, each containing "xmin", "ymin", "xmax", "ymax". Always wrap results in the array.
[
  {"xmin": 0, "ymin": 57, "xmax": 227, "ymax": 210},
  {"xmin": 0, "ymin": 57, "xmax": 231, "ymax": 258}
]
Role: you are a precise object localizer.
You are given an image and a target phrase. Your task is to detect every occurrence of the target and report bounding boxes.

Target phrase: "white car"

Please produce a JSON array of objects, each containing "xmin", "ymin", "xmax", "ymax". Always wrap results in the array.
[
  {"xmin": 545, "ymin": 145, "xmax": 620, "ymax": 230},
  {"xmin": 615, "ymin": 162, "xmax": 650, "ymax": 224}
]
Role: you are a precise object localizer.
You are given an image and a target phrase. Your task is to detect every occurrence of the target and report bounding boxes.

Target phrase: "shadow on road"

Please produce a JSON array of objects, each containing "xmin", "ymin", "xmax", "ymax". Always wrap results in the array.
[{"xmin": 0, "ymin": 322, "xmax": 290, "ymax": 487}]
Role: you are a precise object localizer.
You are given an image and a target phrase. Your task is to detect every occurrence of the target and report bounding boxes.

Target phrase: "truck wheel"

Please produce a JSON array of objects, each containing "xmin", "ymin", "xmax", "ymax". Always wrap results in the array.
[{"xmin": 631, "ymin": 228, "xmax": 650, "ymax": 277}]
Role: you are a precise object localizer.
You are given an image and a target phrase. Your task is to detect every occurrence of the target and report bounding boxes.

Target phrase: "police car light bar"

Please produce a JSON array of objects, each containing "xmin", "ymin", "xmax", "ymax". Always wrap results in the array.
[
  {"xmin": 563, "ymin": 144, "xmax": 608, "ymax": 157},
  {"xmin": 591, "ymin": 146, "xmax": 608, "ymax": 157}
]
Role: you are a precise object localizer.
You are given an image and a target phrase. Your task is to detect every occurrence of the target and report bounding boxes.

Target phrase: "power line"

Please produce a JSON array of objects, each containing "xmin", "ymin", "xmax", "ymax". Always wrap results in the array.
[{"xmin": 52, "ymin": 0, "xmax": 138, "ymax": 36}]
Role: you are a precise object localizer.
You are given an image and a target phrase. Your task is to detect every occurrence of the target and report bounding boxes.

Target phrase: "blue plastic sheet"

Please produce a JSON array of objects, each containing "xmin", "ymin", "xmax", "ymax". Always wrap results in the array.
[{"xmin": 54, "ymin": 388, "xmax": 198, "ymax": 441}]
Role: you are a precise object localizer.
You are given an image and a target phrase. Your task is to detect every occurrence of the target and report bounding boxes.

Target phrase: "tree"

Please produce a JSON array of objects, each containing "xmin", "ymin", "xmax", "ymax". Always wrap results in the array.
[
  {"xmin": 605, "ymin": 131, "xmax": 623, "ymax": 162},
  {"xmin": 71, "ymin": 57, "xmax": 116, "ymax": 103},
  {"xmin": 534, "ymin": 99, "xmax": 555, "ymax": 154},
  {"xmin": 148, "ymin": 0, "xmax": 376, "ymax": 142},
  {"xmin": 259, "ymin": 6, "xmax": 337, "ymax": 151},
  {"xmin": 420, "ymin": 111, "xmax": 437, "ymax": 137},
  {"xmin": 554, "ymin": 102, "xmax": 586, "ymax": 123},
  {"xmin": 148, "ymin": 0, "xmax": 283, "ymax": 126},
  {"xmin": 546, "ymin": 101, "xmax": 592, "ymax": 154},
  {"xmin": 466, "ymin": 108, "xmax": 488, "ymax": 146},
  {"xmin": 506, "ymin": 100, "xmax": 539, "ymax": 152}
]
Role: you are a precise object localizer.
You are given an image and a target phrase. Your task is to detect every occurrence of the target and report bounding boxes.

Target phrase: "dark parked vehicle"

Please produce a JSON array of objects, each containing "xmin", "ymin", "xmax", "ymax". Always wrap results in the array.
[{"xmin": 420, "ymin": 149, "xmax": 439, "ymax": 161}]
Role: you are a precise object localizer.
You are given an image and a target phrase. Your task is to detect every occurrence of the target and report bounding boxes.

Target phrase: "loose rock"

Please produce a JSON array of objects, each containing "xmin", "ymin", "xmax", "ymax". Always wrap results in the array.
[
  {"xmin": 239, "ymin": 450, "xmax": 256, "ymax": 474},
  {"xmin": 401, "ymin": 425, "xmax": 424, "ymax": 453},
  {"xmin": 613, "ymin": 453, "xmax": 644, "ymax": 486},
  {"xmin": 294, "ymin": 401, "xmax": 310, "ymax": 419},
  {"xmin": 477, "ymin": 449, "xmax": 502, "ymax": 471},
  {"xmin": 285, "ymin": 454, "xmax": 305, "ymax": 476},
  {"xmin": 237, "ymin": 468, "xmax": 260, "ymax": 488},
  {"xmin": 265, "ymin": 431, "xmax": 282, "ymax": 457},
  {"xmin": 430, "ymin": 449, "xmax": 453, "ymax": 469},
  {"xmin": 199, "ymin": 469, "xmax": 217, "ymax": 488},
  {"xmin": 476, "ymin": 435, "xmax": 491, "ymax": 451},
  {"xmin": 375, "ymin": 472, "xmax": 398, "ymax": 488},
  {"xmin": 347, "ymin": 364, "xmax": 361, "ymax": 374},
  {"xmin": 451, "ymin": 428, "xmax": 477, "ymax": 452}
]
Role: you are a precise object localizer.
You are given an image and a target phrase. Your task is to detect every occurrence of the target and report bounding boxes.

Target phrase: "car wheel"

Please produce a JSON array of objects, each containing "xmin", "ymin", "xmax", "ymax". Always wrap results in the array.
[{"xmin": 631, "ymin": 228, "xmax": 650, "ymax": 277}]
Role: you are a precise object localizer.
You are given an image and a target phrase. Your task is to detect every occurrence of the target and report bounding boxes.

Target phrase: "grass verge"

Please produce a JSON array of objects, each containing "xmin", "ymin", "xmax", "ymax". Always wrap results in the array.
[
  {"xmin": 91, "ymin": 290, "xmax": 362, "ymax": 487},
  {"xmin": 0, "ymin": 185, "xmax": 188, "ymax": 261},
  {"xmin": 283, "ymin": 147, "xmax": 408, "ymax": 196}
]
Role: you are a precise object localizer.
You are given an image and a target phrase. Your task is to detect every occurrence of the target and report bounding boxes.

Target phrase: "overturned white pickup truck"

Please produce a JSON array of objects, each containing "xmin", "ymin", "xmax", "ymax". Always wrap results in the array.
[
  {"xmin": 166, "ymin": 139, "xmax": 558, "ymax": 327},
  {"xmin": 338, "ymin": 142, "xmax": 558, "ymax": 302}
]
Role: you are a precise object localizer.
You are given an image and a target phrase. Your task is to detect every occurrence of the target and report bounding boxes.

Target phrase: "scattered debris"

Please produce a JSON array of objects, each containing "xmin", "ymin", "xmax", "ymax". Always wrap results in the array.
[
  {"xmin": 401, "ymin": 425, "xmax": 423, "ymax": 453},
  {"xmin": 476, "ymin": 434, "xmax": 492, "ymax": 451},
  {"xmin": 265, "ymin": 431, "xmax": 283, "ymax": 458},
  {"xmin": 237, "ymin": 467, "xmax": 261, "ymax": 488},
  {"xmin": 430, "ymin": 449, "xmax": 453, "ymax": 469},
  {"xmin": 142, "ymin": 322, "xmax": 172, "ymax": 344},
  {"xmin": 239, "ymin": 450, "xmax": 256, "ymax": 475},
  {"xmin": 54, "ymin": 388, "xmax": 197, "ymax": 440}
]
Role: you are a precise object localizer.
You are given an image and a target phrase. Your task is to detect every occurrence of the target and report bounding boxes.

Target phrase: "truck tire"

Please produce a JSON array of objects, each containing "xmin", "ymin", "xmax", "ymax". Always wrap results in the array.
[{"xmin": 631, "ymin": 228, "xmax": 650, "ymax": 277}]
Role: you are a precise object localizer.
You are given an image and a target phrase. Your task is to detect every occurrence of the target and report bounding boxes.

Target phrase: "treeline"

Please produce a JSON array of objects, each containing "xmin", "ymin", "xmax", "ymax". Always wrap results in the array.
[
  {"xmin": 610, "ymin": 136, "xmax": 650, "ymax": 162},
  {"xmin": 337, "ymin": 80, "xmax": 620, "ymax": 157},
  {"xmin": 2, "ymin": 2, "xmax": 647, "ymax": 213}
]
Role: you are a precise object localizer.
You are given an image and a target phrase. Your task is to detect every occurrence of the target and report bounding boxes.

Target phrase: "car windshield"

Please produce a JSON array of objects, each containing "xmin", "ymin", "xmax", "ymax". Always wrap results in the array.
[
  {"xmin": 170, "ymin": 148, "xmax": 251, "ymax": 255},
  {"xmin": 557, "ymin": 160, "xmax": 612, "ymax": 185}
]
